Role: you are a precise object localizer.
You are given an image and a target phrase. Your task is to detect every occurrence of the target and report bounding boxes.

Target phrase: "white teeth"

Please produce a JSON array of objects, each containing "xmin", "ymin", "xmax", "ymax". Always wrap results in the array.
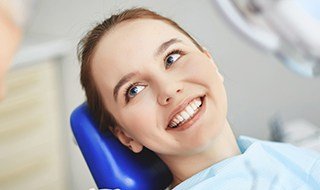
[
  {"xmin": 195, "ymin": 99, "xmax": 201, "ymax": 107},
  {"xmin": 186, "ymin": 106, "xmax": 195, "ymax": 115},
  {"xmin": 190, "ymin": 103, "xmax": 197, "ymax": 110},
  {"xmin": 169, "ymin": 123, "xmax": 176, "ymax": 128},
  {"xmin": 181, "ymin": 111, "xmax": 189, "ymax": 120},
  {"xmin": 168, "ymin": 97, "xmax": 204, "ymax": 128},
  {"xmin": 177, "ymin": 115, "xmax": 184, "ymax": 122}
]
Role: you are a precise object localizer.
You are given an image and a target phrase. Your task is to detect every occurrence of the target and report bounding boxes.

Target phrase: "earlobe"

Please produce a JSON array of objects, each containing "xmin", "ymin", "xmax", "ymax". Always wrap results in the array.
[
  {"xmin": 130, "ymin": 141, "xmax": 143, "ymax": 153},
  {"xmin": 113, "ymin": 126, "xmax": 143, "ymax": 153}
]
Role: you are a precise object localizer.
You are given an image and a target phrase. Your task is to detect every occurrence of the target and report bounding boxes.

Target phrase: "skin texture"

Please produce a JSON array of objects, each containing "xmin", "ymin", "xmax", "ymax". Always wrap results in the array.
[
  {"xmin": 0, "ymin": 6, "xmax": 21, "ymax": 100},
  {"xmin": 91, "ymin": 19, "xmax": 240, "ymax": 186}
]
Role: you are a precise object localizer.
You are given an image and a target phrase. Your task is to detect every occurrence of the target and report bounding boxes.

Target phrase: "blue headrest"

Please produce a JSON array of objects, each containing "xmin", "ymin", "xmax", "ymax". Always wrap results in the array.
[{"xmin": 70, "ymin": 103, "xmax": 172, "ymax": 190}]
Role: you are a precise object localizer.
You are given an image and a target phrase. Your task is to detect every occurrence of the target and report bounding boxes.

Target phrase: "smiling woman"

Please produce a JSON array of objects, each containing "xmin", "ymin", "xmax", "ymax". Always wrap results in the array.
[{"xmin": 78, "ymin": 8, "xmax": 320, "ymax": 190}]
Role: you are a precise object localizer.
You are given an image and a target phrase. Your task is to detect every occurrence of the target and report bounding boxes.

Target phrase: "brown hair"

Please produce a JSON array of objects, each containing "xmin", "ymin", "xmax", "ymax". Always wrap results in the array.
[{"xmin": 78, "ymin": 7, "xmax": 204, "ymax": 131}]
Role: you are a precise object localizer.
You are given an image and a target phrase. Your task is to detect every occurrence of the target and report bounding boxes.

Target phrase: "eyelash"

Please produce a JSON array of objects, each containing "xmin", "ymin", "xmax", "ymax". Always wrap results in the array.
[
  {"xmin": 164, "ymin": 49, "xmax": 184, "ymax": 69},
  {"xmin": 124, "ymin": 49, "xmax": 184, "ymax": 104},
  {"xmin": 123, "ymin": 82, "xmax": 141, "ymax": 104}
]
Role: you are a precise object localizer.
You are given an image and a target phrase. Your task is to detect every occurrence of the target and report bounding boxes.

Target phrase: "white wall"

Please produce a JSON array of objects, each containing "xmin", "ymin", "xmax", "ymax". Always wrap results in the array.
[{"xmin": 27, "ymin": 0, "xmax": 320, "ymax": 189}]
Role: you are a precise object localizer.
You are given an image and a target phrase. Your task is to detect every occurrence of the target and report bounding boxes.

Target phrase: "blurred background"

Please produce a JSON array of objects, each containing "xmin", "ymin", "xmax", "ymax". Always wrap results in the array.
[{"xmin": 1, "ymin": 0, "xmax": 319, "ymax": 189}]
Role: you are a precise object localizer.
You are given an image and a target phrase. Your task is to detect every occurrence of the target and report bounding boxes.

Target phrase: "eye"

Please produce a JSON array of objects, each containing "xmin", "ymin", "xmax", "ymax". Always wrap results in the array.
[
  {"xmin": 124, "ymin": 83, "xmax": 146, "ymax": 103},
  {"xmin": 164, "ymin": 49, "xmax": 183, "ymax": 69}
]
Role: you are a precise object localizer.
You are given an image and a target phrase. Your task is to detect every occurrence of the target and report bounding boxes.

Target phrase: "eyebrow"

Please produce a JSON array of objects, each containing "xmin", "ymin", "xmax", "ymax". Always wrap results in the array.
[
  {"xmin": 113, "ymin": 38, "xmax": 182, "ymax": 102},
  {"xmin": 154, "ymin": 38, "xmax": 182, "ymax": 57},
  {"xmin": 113, "ymin": 72, "xmax": 137, "ymax": 102}
]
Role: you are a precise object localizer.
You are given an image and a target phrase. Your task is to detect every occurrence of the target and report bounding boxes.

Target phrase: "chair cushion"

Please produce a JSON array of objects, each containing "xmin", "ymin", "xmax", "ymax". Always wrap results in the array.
[{"xmin": 70, "ymin": 103, "xmax": 172, "ymax": 190}]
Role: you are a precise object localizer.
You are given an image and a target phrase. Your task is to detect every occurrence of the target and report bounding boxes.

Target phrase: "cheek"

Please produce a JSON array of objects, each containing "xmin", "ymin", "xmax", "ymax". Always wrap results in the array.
[
  {"xmin": 182, "ymin": 55, "xmax": 219, "ymax": 87},
  {"xmin": 119, "ymin": 98, "xmax": 157, "ymax": 138},
  {"xmin": 184, "ymin": 54, "xmax": 228, "ymax": 116}
]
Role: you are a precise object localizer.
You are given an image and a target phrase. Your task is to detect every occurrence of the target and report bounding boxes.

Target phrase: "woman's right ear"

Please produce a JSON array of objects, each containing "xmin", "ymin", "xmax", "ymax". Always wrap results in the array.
[
  {"xmin": 112, "ymin": 126, "xmax": 143, "ymax": 153},
  {"xmin": 112, "ymin": 126, "xmax": 130, "ymax": 145}
]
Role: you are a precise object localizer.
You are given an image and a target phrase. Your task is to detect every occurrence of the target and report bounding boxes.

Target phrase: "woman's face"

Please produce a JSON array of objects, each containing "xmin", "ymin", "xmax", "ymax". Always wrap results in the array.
[{"xmin": 91, "ymin": 19, "xmax": 228, "ymax": 157}]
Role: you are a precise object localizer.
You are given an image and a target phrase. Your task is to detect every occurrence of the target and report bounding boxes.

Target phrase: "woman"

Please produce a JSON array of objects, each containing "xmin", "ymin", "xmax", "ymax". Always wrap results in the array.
[{"xmin": 78, "ymin": 8, "xmax": 320, "ymax": 189}]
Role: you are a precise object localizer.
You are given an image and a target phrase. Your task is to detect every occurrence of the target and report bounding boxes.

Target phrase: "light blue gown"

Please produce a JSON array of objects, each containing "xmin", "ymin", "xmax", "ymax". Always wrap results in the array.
[{"xmin": 173, "ymin": 136, "xmax": 320, "ymax": 190}]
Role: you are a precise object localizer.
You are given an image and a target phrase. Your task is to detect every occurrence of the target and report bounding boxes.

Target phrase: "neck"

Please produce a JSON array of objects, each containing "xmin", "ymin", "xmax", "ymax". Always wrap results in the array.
[{"xmin": 161, "ymin": 121, "xmax": 240, "ymax": 187}]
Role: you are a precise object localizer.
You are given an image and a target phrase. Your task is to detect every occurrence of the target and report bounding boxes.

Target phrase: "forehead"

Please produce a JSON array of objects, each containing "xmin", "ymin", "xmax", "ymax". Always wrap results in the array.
[{"xmin": 91, "ymin": 19, "xmax": 194, "ymax": 90}]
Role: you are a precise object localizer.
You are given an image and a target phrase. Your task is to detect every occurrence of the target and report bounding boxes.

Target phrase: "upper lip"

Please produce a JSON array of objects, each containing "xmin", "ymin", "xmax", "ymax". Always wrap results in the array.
[{"xmin": 166, "ymin": 95, "xmax": 204, "ymax": 128}]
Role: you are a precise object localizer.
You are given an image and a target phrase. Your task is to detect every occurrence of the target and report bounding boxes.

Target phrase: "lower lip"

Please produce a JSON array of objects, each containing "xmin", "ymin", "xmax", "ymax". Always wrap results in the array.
[{"xmin": 166, "ymin": 96, "xmax": 206, "ymax": 132}]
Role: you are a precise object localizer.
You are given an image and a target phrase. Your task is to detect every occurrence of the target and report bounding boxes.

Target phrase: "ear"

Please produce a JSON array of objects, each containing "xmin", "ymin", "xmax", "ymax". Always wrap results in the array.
[
  {"xmin": 112, "ymin": 126, "xmax": 143, "ymax": 153},
  {"xmin": 202, "ymin": 47, "xmax": 224, "ymax": 82}
]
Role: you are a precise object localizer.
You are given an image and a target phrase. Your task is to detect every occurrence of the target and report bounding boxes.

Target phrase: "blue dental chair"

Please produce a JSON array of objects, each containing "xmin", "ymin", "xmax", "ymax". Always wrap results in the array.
[{"xmin": 70, "ymin": 103, "xmax": 173, "ymax": 190}]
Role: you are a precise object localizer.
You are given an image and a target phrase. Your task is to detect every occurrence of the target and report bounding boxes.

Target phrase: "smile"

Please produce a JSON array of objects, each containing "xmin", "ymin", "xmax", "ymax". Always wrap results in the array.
[{"xmin": 167, "ymin": 95, "xmax": 205, "ymax": 130}]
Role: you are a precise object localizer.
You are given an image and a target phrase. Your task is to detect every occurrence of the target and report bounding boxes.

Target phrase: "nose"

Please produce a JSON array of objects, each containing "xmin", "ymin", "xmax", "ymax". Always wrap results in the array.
[{"xmin": 157, "ymin": 80, "xmax": 183, "ymax": 106}]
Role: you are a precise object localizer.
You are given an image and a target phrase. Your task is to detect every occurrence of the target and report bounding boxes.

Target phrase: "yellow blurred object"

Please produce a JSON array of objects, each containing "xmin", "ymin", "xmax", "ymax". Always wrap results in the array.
[{"xmin": 0, "ymin": 62, "xmax": 68, "ymax": 190}]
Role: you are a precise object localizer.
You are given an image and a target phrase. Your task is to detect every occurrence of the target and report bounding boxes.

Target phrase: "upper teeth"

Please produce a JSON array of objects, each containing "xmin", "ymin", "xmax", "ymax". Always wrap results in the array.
[{"xmin": 168, "ymin": 97, "xmax": 202, "ymax": 128}]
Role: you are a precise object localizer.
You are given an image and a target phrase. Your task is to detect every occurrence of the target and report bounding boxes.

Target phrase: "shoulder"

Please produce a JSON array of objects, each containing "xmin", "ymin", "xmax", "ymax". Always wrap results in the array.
[
  {"xmin": 239, "ymin": 135, "xmax": 319, "ymax": 157},
  {"xmin": 259, "ymin": 138, "xmax": 319, "ymax": 160},
  {"xmin": 239, "ymin": 136, "xmax": 320, "ymax": 172}
]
